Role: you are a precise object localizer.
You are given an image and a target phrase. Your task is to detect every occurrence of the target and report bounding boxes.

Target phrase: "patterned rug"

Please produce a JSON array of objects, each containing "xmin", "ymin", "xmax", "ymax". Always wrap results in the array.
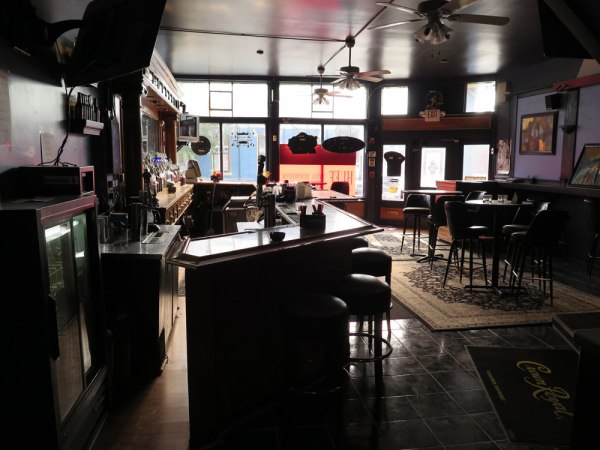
[
  {"xmin": 391, "ymin": 260, "xmax": 600, "ymax": 330},
  {"xmin": 365, "ymin": 230, "xmax": 428, "ymax": 261}
]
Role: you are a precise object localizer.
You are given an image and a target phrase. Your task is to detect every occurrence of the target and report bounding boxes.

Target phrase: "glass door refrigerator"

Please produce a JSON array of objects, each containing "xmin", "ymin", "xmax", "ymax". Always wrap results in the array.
[{"xmin": 0, "ymin": 195, "xmax": 107, "ymax": 450}]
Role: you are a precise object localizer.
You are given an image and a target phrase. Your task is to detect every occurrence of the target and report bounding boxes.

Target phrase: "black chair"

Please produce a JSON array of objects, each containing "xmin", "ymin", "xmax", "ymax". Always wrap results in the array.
[
  {"xmin": 330, "ymin": 181, "xmax": 350, "ymax": 195},
  {"xmin": 502, "ymin": 200, "xmax": 550, "ymax": 280},
  {"xmin": 400, "ymin": 194, "xmax": 430, "ymax": 256},
  {"xmin": 443, "ymin": 200, "xmax": 490, "ymax": 288},
  {"xmin": 583, "ymin": 198, "xmax": 600, "ymax": 280},
  {"xmin": 508, "ymin": 209, "xmax": 569, "ymax": 304},
  {"xmin": 427, "ymin": 194, "xmax": 465, "ymax": 267}
]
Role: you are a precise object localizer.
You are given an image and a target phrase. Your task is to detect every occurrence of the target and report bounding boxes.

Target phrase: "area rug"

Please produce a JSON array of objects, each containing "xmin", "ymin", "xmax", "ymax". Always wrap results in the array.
[
  {"xmin": 467, "ymin": 346, "xmax": 577, "ymax": 446},
  {"xmin": 390, "ymin": 260, "xmax": 600, "ymax": 331},
  {"xmin": 365, "ymin": 230, "xmax": 428, "ymax": 261}
]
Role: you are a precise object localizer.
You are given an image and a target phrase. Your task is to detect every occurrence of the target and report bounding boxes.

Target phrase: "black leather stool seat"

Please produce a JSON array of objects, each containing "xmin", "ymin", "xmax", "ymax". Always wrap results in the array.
[
  {"xmin": 332, "ymin": 274, "xmax": 393, "ymax": 363},
  {"xmin": 403, "ymin": 206, "xmax": 429, "ymax": 216},
  {"xmin": 349, "ymin": 236, "xmax": 370, "ymax": 250},
  {"xmin": 351, "ymin": 247, "xmax": 392, "ymax": 284},
  {"xmin": 284, "ymin": 293, "xmax": 349, "ymax": 394},
  {"xmin": 502, "ymin": 223, "xmax": 528, "ymax": 236}
]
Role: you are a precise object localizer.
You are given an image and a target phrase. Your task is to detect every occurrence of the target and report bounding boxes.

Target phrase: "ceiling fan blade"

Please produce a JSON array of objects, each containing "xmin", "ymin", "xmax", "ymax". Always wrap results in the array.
[
  {"xmin": 357, "ymin": 75, "xmax": 386, "ymax": 83},
  {"xmin": 440, "ymin": 0, "xmax": 480, "ymax": 14},
  {"xmin": 375, "ymin": 2, "xmax": 426, "ymax": 19},
  {"xmin": 368, "ymin": 18, "xmax": 424, "ymax": 31},
  {"xmin": 446, "ymin": 14, "xmax": 510, "ymax": 25},
  {"xmin": 326, "ymin": 91, "xmax": 352, "ymax": 98},
  {"xmin": 358, "ymin": 70, "xmax": 391, "ymax": 77},
  {"xmin": 331, "ymin": 78, "xmax": 346, "ymax": 84}
]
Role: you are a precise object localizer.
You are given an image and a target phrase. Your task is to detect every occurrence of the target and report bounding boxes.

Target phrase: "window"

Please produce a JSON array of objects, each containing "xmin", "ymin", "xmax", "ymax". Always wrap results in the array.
[
  {"xmin": 382, "ymin": 145, "xmax": 406, "ymax": 201},
  {"xmin": 381, "ymin": 86, "xmax": 408, "ymax": 115},
  {"xmin": 462, "ymin": 144, "xmax": 490, "ymax": 181},
  {"xmin": 279, "ymin": 124, "xmax": 365, "ymax": 196},
  {"xmin": 178, "ymin": 81, "xmax": 268, "ymax": 117},
  {"xmin": 176, "ymin": 123, "xmax": 266, "ymax": 182},
  {"xmin": 279, "ymin": 83, "xmax": 367, "ymax": 119},
  {"xmin": 465, "ymin": 81, "xmax": 496, "ymax": 112}
]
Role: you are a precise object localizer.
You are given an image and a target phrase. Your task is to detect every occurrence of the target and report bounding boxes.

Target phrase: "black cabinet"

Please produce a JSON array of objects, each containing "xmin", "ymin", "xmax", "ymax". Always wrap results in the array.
[
  {"xmin": 0, "ymin": 195, "xmax": 107, "ymax": 450},
  {"xmin": 100, "ymin": 225, "xmax": 181, "ymax": 403}
]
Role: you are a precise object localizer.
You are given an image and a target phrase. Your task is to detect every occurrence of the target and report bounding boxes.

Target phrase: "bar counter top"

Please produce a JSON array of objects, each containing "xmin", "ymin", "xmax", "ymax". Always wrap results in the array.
[{"xmin": 169, "ymin": 198, "xmax": 380, "ymax": 268}]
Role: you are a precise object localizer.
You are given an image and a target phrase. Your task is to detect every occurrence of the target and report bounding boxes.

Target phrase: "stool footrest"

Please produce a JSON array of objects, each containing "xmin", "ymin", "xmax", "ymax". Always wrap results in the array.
[{"xmin": 348, "ymin": 331, "xmax": 393, "ymax": 362}]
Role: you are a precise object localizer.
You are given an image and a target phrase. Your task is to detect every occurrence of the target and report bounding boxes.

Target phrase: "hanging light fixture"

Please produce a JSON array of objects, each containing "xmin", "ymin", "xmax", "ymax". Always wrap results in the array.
[{"xmin": 413, "ymin": 18, "xmax": 453, "ymax": 45}]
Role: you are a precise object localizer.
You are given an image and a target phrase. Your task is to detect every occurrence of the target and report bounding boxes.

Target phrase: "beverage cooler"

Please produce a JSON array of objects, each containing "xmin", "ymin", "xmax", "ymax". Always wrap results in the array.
[{"xmin": 0, "ymin": 195, "xmax": 107, "ymax": 450}]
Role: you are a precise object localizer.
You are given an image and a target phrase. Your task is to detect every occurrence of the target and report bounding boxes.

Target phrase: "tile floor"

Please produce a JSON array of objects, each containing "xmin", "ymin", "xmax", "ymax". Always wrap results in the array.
[{"xmin": 217, "ymin": 317, "xmax": 574, "ymax": 450}]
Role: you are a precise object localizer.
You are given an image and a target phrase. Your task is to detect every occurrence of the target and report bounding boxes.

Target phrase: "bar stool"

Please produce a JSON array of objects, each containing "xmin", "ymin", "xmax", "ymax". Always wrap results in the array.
[
  {"xmin": 401, "ymin": 194, "xmax": 430, "ymax": 256},
  {"xmin": 350, "ymin": 247, "xmax": 392, "ymax": 333},
  {"xmin": 349, "ymin": 235, "xmax": 369, "ymax": 249},
  {"xmin": 501, "ymin": 201, "xmax": 550, "ymax": 281},
  {"xmin": 332, "ymin": 274, "xmax": 393, "ymax": 370},
  {"xmin": 583, "ymin": 198, "xmax": 600, "ymax": 280},
  {"xmin": 283, "ymin": 293, "xmax": 349, "ymax": 394},
  {"xmin": 427, "ymin": 195, "xmax": 465, "ymax": 267},
  {"xmin": 508, "ymin": 209, "xmax": 569, "ymax": 304},
  {"xmin": 442, "ymin": 200, "xmax": 490, "ymax": 288}
]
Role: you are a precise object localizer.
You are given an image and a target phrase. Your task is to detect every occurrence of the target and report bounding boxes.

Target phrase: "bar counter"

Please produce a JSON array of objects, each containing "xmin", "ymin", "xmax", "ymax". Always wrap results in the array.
[{"xmin": 168, "ymin": 199, "xmax": 381, "ymax": 449}]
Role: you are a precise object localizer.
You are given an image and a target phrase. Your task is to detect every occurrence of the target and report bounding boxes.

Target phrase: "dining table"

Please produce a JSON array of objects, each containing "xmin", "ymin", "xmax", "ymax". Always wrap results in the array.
[
  {"xmin": 465, "ymin": 199, "xmax": 531, "ymax": 295},
  {"xmin": 403, "ymin": 189, "xmax": 463, "ymax": 263}
]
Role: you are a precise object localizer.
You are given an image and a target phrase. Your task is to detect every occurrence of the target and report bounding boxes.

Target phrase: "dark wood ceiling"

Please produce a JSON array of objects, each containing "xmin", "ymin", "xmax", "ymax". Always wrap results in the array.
[{"xmin": 155, "ymin": 0, "xmax": 552, "ymax": 81}]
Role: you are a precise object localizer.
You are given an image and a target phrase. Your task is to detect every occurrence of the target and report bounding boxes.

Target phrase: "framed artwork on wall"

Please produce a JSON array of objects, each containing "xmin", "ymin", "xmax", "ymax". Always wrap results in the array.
[
  {"xmin": 519, "ymin": 112, "xmax": 557, "ymax": 155},
  {"xmin": 568, "ymin": 143, "xmax": 600, "ymax": 187},
  {"xmin": 495, "ymin": 139, "xmax": 511, "ymax": 177}
]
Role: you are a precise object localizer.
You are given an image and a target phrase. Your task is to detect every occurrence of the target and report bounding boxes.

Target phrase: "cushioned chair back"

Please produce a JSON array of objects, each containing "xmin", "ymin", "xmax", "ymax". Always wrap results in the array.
[
  {"xmin": 583, "ymin": 198, "xmax": 600, "ymax": 232},
  {"xmin": 512, "ymin": 200, "xmax": 550, "ymax": 225},
  {"xmin": 330, "ymin": 181, "xmax": 350, "ymax": 195},
  {"xmin": 465, "ymin": 190, "xmax": 486, "ymax": 201},
  {"xmin": 405, "ymin": 193, "xmax": 429, "ymax": 209},
  {"xmin": 444, "ymin": 200, "xmax": 473, "ymax": 239},
  {"xmin": 431, "ymin": 195, "xmax": 465, "ymax": 226},
  {"xmin": 524, "ymin": 209, "xmax": 568, "ymax": 246}
]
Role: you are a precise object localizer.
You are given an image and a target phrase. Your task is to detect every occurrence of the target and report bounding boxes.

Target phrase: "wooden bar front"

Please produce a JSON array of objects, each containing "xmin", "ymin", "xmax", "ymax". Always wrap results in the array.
[{"xmin": 168, "ymin": 201, "xmax": 380, "ymax": 448}]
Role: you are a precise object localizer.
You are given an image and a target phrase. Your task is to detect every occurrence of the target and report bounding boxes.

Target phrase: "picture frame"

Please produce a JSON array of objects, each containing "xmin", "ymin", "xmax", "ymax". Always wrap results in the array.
[
  {"xmin": 519, "ymin": 112, "xmax": 557, "ymax": 155},
  {"xmin": 568, "ymin": 143, "xmax": 600, "ymax": 187},
  {"xmin": 495, "ymin": 139, "xmax": 511, "ymax": 177}
]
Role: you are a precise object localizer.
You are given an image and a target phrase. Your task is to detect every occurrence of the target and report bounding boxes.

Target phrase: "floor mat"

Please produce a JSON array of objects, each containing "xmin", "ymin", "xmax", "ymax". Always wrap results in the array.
[{"xmin": 467, "ymin": 345, "xmax": 578, "ymax": 446}]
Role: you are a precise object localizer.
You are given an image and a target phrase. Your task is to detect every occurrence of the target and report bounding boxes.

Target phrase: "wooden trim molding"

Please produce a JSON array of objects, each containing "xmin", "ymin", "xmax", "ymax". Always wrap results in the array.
[{"xmin": 382, "ymin": 114, "xmax": 492, "ymax": 131}]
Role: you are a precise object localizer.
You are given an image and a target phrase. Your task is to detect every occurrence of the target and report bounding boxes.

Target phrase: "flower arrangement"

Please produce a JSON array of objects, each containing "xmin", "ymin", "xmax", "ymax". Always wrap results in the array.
[{"xmin": 210, "ymin": 170, "xmax": 223, "ymax": 182}]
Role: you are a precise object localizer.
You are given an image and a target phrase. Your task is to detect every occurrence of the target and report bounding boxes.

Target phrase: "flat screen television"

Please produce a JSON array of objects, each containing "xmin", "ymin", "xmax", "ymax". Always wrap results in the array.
[
  {"xmin": 64, "ymin": 0, "xmax": 166, "ymax": 87},
  {"xmin": 537, "ymin": 0, "xmax": 600, "ymax": 62},
  {"xmin": 179, "ymin": 115, "xmax": 200, "ymax": 143}
]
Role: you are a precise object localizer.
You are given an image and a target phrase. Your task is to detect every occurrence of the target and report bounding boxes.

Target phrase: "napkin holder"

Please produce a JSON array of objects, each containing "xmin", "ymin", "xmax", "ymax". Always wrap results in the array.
[{"xmin": 299, "ymin": 213, "xmax": 326, "ymax": 231}]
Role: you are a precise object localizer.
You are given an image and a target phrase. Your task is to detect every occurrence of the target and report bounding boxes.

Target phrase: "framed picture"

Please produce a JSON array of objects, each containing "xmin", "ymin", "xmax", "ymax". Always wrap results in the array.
[
  {"xmin": 568, "ymin": 143, "xmax": 600, "ymax": 187},
  {"xmin": 519, "ymin": 112, "xmax": 557, "ymax": 154},
  {"xmin": 496, "ymin": 139, "xmax": 511, "ymax": 176}
]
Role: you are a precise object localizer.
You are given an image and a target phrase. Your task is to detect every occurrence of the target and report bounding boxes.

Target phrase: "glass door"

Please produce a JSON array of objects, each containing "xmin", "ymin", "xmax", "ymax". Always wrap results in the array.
[
  {"xmin": 382, "ymin": 144, "xmax": 406, "ymax": 201},
  {"xmin": 45, "ymin": 213, "xmax": 93, "ymax": 422},
  {"xmin": 420, "ymin": 146, "xmax": 447, "ymax": 188}
]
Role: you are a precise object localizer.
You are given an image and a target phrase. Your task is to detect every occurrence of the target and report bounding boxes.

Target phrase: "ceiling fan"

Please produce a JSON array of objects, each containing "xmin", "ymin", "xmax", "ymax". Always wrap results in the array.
[
  {"xmin": 313, "ymin": 66, "xmax": 352, "ymax": 105},
  {"xmin": 370, "ymin": 0, "xmax": 510, "ymax": 45},
  {"xmin": 331, "ymin": 36, "xmax": 391, "ymax": 90}
]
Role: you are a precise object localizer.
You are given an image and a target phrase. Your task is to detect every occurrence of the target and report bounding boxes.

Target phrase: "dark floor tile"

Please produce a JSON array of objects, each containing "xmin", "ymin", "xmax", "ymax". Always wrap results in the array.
[
  {"xmin": 365, "ymin": 395, "xmax": 421, "ymax": 422},
  {"xmin": 493, "ymin": 333, "xmax": 551, "ymax": 348},
  {"xmin": 400, "ymin": 336, "xmax": 444, "ymax": 355},
  {"xmin": 337, "ymin": 397, "xmax": 374, "ymax": 424},
  {"xmin": 449, "ymin": 389, "xmax": 493, "ymax": 414},
  {"xmin": 467, "ymin": 335, "xmax": 513, "ymax": 347},
  {"xmin": 407, "ymin": 392, "xmax": 464, "ymax": 418},
  {"xmin": 431, "ymin": 369, "xmax": 482, "ymax": 392},
  {"xmin": 277, "ymin": 426, "xmax": 335, "ymax": 450},
  {"xmin": 380, "ymin": 419, "xmax": 442, "ymax": 449},
  {"xmin": 388, "ymin": 373, "xmax": 445, "ymax": 396},
  {"xmin": 426, "ymin": 415, "xmax": 490, "ymax": 446},
  {"xmin": 361, "ymin": 355, "xmax": 426, "ymax": 377},
  {"xmin": 221, "ymin": 429, "xmax": 279, "ymax": 450},
  {"xmin": 446, "ymin": 443, "xmax": 501, "ymax": 450},
  {"xmin": 470, "ymin": 412, "xmax": 507, "ymax": 441},
  {"xmin": 459, "ymin": 329, "xmax": 498, "ymax": 339},
  {"xmin": 332, "ymin": 422, "xmax": 391, "ymax": 450},
  {"xmin": 417, "ymin": 353, "xmax": 465, "ymax": 372}
]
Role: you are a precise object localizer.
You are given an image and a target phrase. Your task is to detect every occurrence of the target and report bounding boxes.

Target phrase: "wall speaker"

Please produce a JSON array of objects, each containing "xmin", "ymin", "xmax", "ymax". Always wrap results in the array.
[{"xmin": 545, "ymin": 93, "xmax": 563, "ymax": 110}]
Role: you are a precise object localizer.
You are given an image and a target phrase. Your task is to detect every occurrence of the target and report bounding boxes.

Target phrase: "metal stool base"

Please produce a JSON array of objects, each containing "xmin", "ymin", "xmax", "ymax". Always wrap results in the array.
[{"xmin": 348, "ymin": 331, "xmax": 393, "ymax": 363}]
